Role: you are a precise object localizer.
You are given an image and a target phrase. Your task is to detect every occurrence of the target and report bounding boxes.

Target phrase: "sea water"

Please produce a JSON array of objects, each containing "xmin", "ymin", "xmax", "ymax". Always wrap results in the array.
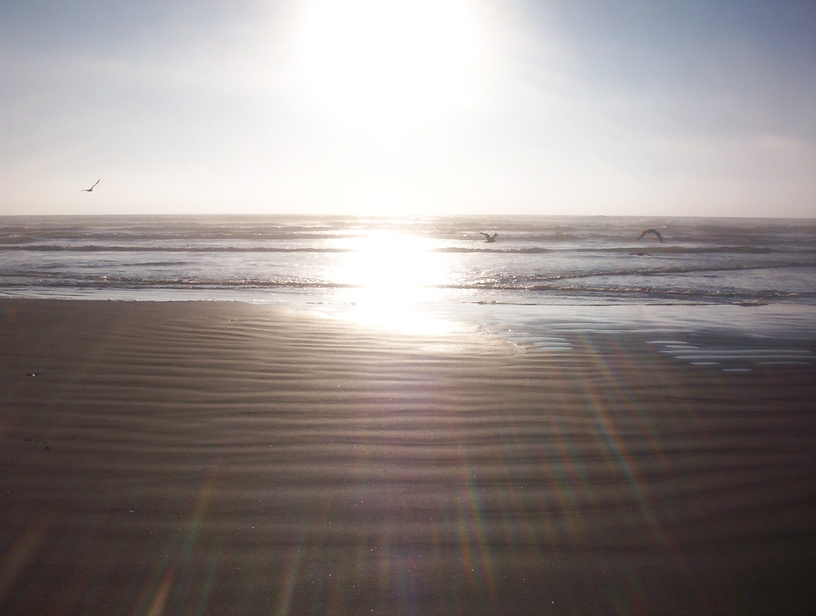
[
  {"xmin": 2, "ymin": 215, "xmax": 814, "ymax": 304},
  {"xmin": 2, "ymin": 214, "xmax": 815, "ymax": 368}
]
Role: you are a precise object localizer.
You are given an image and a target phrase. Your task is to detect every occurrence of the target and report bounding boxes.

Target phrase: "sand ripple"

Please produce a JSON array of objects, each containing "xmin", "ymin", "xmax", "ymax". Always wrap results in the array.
[{"xmin": 1, "ymin": 300, "xmax": 814, "ymax": 615}]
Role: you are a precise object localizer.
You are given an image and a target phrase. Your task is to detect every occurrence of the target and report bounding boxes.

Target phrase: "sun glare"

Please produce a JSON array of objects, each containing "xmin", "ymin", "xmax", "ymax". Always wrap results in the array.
[
  {"xmin": 333, "ymin": 231, "xmax": 446, "ymax": 302},
  {"xmin": 324, "ymin": 230, "xmax": 460, "ymax": 336},
  {"xmin": 293, "ymin": 0, "xmax": 484, "ymax": 124}
]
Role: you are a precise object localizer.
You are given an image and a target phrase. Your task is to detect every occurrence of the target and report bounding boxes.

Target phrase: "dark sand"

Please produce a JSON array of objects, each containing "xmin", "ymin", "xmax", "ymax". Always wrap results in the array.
[{"xmin": 1, "ymin": 300, "xmax": 814, "ymax": 615}]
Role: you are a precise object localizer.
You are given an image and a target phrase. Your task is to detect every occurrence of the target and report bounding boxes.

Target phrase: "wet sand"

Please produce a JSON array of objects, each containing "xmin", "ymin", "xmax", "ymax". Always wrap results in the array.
[{"xmin": 0, "ymin": 300, "xmax": 814, "ymax": 615}]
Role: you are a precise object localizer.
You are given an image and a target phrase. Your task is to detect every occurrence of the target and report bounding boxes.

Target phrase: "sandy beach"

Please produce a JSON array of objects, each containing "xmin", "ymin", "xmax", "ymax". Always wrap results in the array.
[{"xmin": 1, "ymin": 299, "xmax": 814, "ymax": 615}]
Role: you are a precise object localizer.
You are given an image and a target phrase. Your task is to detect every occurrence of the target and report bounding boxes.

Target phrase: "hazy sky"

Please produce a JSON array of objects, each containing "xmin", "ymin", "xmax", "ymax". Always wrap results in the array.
[{"xmin": 2, "ymin": 0, "xmax": 814, "ymax": 217}]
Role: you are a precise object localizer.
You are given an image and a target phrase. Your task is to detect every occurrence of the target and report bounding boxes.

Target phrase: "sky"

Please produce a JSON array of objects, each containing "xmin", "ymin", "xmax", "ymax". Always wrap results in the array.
[{"xmin": 1, "ymin": 0, "xmax": 814, "ymax": 218}]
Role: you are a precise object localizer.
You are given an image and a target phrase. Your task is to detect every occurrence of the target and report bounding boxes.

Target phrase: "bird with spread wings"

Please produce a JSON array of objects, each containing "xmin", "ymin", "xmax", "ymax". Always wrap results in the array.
[{"xmin": 638, "ymin": 228, "xmax": 663, "ymax": 243}]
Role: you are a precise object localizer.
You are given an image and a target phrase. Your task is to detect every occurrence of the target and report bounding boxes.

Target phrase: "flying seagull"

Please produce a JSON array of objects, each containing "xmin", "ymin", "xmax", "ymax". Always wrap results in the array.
[
  {"xmin": 480, "ymin": 232, "xmax": 497, "ymax": 243},
  {"xmin": 80, "ymin": 179, "xmax": 100, "ymax": 192},
  {"xmin": 638, "ymin": 228, "xmax": 663, "ymax": 243}
]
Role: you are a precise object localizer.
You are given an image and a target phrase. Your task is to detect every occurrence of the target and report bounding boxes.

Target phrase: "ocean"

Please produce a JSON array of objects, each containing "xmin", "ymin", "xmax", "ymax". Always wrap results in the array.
[{"xmin": 2, "ymin": 214, "xmax": 816, "ymax": 368}]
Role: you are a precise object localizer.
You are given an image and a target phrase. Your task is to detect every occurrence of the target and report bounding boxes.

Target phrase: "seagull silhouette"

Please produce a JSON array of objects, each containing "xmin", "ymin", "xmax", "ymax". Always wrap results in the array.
[
  {"xmin": 80, "ymin": 179, "xmax": 100, "ymax": 192},
  {"xmin": 480, "ymin": 232, "xmax": 497, "ymax": 243},
  {"xmin": 638, "ymin": 228, "xmax": 663, "ymax": 243}
]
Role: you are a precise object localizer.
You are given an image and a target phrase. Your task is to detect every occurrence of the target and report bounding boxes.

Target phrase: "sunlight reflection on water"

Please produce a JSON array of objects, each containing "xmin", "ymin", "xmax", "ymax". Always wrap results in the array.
[
  {"xmin": 321, "ymin": 230, "xmax": 469, "ymax": 338},
  {"xmin": 327, "ymin": 230, "xmax": 448, "ymax": 302}
]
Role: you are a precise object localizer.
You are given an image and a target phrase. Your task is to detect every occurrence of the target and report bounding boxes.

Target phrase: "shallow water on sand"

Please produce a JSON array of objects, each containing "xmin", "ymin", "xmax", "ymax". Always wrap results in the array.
[{"xmin": 319, "ymin": 302, "xmax": 816, "ymax": 373}]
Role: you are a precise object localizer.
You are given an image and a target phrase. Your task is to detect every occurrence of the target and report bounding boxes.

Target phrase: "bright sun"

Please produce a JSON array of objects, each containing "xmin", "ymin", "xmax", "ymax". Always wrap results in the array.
[{"xmin": 292, "ymin": 0, "xmax": 484, "ymax": 124}]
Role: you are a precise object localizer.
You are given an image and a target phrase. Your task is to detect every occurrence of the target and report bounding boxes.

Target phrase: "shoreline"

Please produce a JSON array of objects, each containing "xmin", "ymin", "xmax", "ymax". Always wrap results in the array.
[{"xmin": 1, "ymin": 299, "xmax": 814, "ymax": 615}]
